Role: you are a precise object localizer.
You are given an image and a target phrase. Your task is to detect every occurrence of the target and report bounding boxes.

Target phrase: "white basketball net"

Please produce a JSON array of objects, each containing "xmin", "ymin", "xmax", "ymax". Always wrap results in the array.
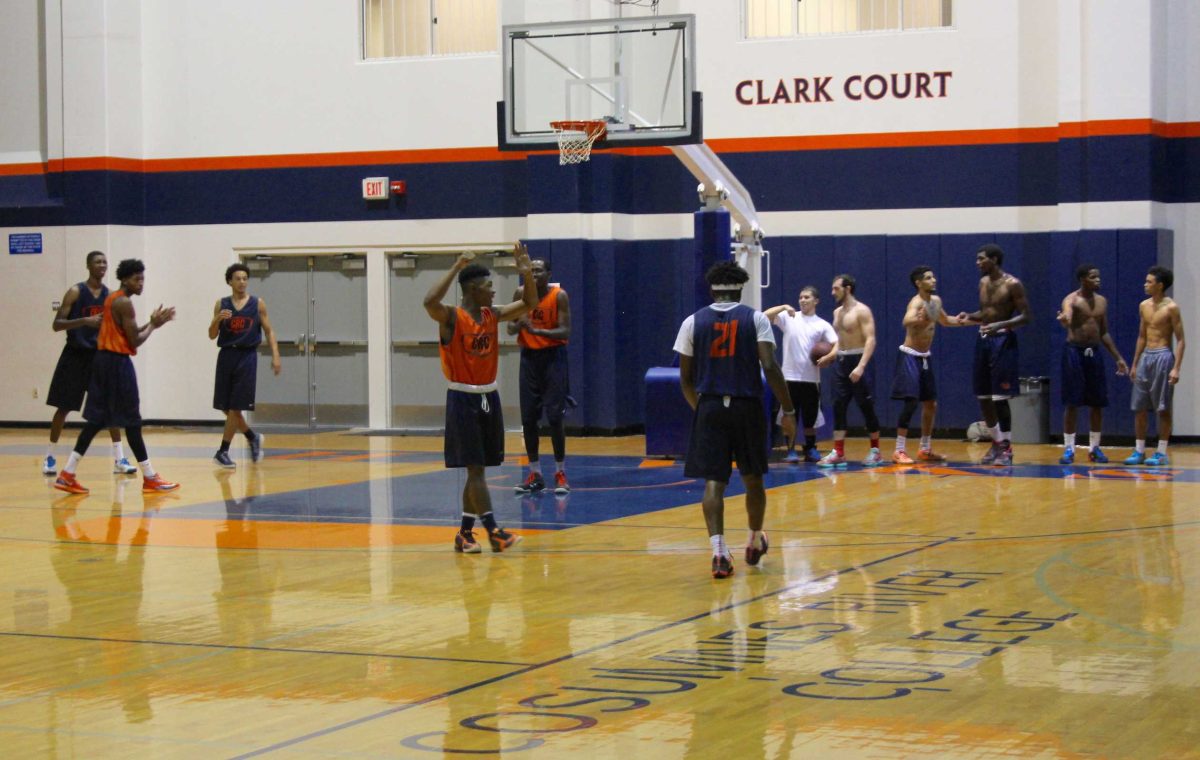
[{"xmin": 553, "ymin": 122, "xmax": 606, "ymax": 165}]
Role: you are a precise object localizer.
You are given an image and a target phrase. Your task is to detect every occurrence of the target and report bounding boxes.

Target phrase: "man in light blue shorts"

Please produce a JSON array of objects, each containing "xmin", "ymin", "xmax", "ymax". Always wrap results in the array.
[{"xmin": 1125, "ymin": 266, "xmax": 1186, "ymax": 466}]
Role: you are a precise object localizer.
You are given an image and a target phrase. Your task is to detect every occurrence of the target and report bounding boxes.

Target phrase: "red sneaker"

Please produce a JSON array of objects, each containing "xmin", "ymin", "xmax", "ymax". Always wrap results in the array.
[
  {"xmin": 918, "ymin": 449, "xmax": 947, "ymax": 462},
  {"xmin": 554, "ymin": 471, "xmax": 570, "ymax": 494},
  {"xmin": 53, "ymin": 472, "xmax": 89, "ymax": 495},
  {"xmin": 142, "ymin": 474, "xmax": 179, "ymax": 493}
]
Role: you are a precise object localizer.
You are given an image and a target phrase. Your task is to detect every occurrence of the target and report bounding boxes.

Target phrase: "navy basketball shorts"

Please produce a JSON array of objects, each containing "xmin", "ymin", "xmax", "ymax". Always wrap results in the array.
[
  {"xmin": 213, "ymin": 347, "xmax": 259, "ymax": 412},
  {"xmin": 1061, "ymin": 342, "xmax": 1108, "ymax": 408},
  {"xmin": 890, "ymin": 349, "xmax": 937, "ymax": 401},
  {"xmin": 83, "ymin": 351, "xmax": 141, "ymax": 428},
  {"xmin": 46, "ymin": 345, "xmax": 96, "ymax": 412},
  {"xmin": 834, "ymin": 354, "xmax": 875, "ymax": 407},
  {"xmin": 444, "ymin": 389, "xmax": 505, "ymax": 468},
  {"xmin": 973, "ymin": 332, "xmax": 1020, "ymax": 399},
  {"xmin": 519, "ymin": 346, "xmax": 569, "ymax": 423},
  {"xmin": 684, "ymin": 395, "xmax": 769, "ymax": 484}
]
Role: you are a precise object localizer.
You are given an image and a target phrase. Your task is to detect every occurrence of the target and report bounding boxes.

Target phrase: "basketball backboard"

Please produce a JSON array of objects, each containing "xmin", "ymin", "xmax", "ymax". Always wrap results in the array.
[{"xmin": 498, "ymin": 14, "xmax": 701, "ymax": 151}]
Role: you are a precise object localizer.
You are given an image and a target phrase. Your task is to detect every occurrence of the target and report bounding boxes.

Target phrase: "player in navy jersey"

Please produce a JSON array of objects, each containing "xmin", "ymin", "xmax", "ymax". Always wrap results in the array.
[
  {"xmin": 208, "ymin": 263, "xmax": 281, "ymax": 468},
  {"xmin": 44, "ymin": 251, "xmax": 135, "ymax": 476},
  {"xmin": 674, "ymin": 261, "xmax": 796, "ymax": 579}
]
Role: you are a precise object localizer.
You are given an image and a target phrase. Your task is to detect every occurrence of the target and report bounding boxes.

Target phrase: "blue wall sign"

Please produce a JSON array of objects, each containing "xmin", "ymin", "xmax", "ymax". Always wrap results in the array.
[{"xmin": 9, "ymin": 233, "xmax": 43, "ymax": 254}]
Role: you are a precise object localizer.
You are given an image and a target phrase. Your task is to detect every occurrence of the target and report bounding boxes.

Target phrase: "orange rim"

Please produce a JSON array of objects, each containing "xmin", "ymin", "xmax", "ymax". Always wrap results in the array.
[{"xmin": 550, "ymin": 120, "xmax": 607, "ymax": 138}]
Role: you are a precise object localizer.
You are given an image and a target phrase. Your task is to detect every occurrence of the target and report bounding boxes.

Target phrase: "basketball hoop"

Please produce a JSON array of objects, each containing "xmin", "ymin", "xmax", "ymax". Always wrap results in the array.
[{"xmin": 550, "ymin": 120, "xmax": 607, "ymax": 165}]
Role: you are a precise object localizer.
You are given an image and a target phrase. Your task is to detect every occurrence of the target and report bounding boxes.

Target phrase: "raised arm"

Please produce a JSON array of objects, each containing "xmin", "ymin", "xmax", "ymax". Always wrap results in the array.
[
  {"xmin": 505, "ymin": 289, "xmax": 527, "ymax": 335},
  {"xmin": 423, "ymin": 254, "xmax": 474, "ymax": 333},
  {"xmin": 763, "ymin": 304, "xmax": 795, "ymax": 322},
  {"xmin": 496, "ymin": 242, "xmax": 537, "ymax": 322},
  {"xmin": 259, "ymin": 297, "xmax": 282, "ymax": 375}
]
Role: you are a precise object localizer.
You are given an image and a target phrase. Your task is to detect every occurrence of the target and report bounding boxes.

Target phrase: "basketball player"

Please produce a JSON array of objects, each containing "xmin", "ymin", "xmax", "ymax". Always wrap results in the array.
[
  {"xmin": 764, "ymin": 286, "xmax": 837, "ymax": 463},
  {"xmin": 425, "ymin": 243, "xmax": 536, "ymax": 554},
  {"xmin": 44, "ymin": 251, "xmax": 136, "ymax": 476},
  {"xmin": 53, "ymin": 259, "xmax": 179, "ymax": 495},
  {"xmin": 675, "ymin": 261, "xmax": 796, "ymax": 579},
  {"xmin": 208, "ymin": 263, "xmax": 281, "ymax": 468},
  {"xmin": 890, "ymin": 266, "xmax": 967, "ymax": 464},
  {"xmin": 819, "ymin": 274, "xmax": 882, "ymax": 467},
  {"xmin": 1056, "ymin": 264, "xmax": 1129, "ymax": 464},
  {"xmin": 507, "ymin": 259, "xmax": 573, "ymax": 494},
  {"xmin": 955, "ymin": 244, "xmax": 1031, "ymax": 466},
  {"xmin": 1125, "ymin": 266, "xmax": 1185, "ymax": 466}
]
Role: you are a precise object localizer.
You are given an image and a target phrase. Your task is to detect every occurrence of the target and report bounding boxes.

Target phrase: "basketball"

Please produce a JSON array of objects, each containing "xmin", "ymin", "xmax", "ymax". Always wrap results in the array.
[{"xmin": 810, "ymin": 340, "xmax": 834, "ymax": 364}]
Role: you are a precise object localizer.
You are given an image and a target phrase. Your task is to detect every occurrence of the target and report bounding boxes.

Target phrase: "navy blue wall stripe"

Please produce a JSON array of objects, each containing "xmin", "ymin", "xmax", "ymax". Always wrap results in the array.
[{"xmin": 2, "ymin": 136, "xmax": 1196, "ymax": 227}]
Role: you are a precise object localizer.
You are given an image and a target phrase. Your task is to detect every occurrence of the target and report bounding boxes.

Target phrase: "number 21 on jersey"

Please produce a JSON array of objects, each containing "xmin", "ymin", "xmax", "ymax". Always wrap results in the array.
[{"xmin": 709, "ymin": 320, "xmax": 739, "ymax": 357}]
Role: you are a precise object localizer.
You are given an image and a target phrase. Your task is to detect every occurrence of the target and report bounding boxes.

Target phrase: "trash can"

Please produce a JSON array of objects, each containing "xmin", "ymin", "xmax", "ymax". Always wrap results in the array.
[{"xmin": 1010, "ymin": 376, "xmax": 1050, "ymax": 444}]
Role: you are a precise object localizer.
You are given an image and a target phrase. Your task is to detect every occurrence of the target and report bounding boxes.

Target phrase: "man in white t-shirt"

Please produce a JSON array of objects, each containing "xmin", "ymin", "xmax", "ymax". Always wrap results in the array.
[{"xmin": 764, "ymin": 286, "xmax": 838, "ymax": 463}]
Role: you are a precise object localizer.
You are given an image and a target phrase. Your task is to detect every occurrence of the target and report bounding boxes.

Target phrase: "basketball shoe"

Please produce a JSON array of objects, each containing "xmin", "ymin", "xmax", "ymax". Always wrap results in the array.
[
  {"xmin": 993, "ymin": 444, "xmax": 1013, "ymax": 466},
  {"xmin": 488, "ymin": 528, "xmax": 522, "ymax": 552},
  {"xmin": 917, "ymin": 448, "xmax": 946, "ymax": 462},
  {"xmin": 783, "ymin": 450, "xmax": 801, "ymax": 464},
  {"xmin": 862, "ymin": 448, "xmax": 883, "ymax": 467},
  {"xmin": 980, "ymin": 441, "xmax": 1001, "ymax": 465},
  {"xmin": 554, "ymin": 471, "xmax": 570, "ymax": 494},
  {"xmin": 892, "ymin": 450, "xmax": 915, "ymax": 465},
  {"xmin": 1144, "ymin": 452, "xmax": 1169, "ymax": 467},
  {"xmin": 745, "ymin": 532, "xmax": 769, "ymax": 566},
  {"xmin": 53, "ymin": 472, "xmax": 88, "ymax": 495},
  {"xmin": 42, "ymin": 455, "xmax": 57, "ymax": 476},
  {"xmin": 113, "ymin": 457, "xmax": 138, "ymax": 475},
  {"xmin": 1088, "ymin": 447, "xmax": 1109, "ymax": 463},
  {"xmin": 249, "ymin": 433, "xmax": 265, "ymax": 463},
  {"xmin": 1059, "ymin": 447, "xmax": 1075, "ymax": 465},
  {"xmin": 142, "ymin": 475, "xmax": 179, "ymax": 493},
  {"xmin": 514, "ymin": 472, "xmax": 545, "ymax": 494},
  {"xmin": 711, "ymin": 554, "xmax": 734, "ymax": 579},
  {"xmin": 454, "ymin": 530, "xmax": 482, "ymax": 554},
  {"xmin": 213, "ymin": 450, "xmax": 235, "ymax": 469},
  {"xmin": 1123, "ymin": 450, "xmax": 1146, "ymax": 465},
  {"xmin": 818, "ymin": 450, "xmax": 847, "ymax": 468}
]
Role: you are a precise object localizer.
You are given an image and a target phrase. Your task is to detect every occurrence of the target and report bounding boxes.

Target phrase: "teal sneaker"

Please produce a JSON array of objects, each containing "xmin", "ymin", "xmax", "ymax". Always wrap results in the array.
[
  {"xmin": 1059, "ymin": 447, "xmax": 1075, "ymax": 465},
  {"xmin": 1144, "ymin": 452, "xmax": 1169, "ymax": 467},
  {"xmin": 1123, "ymin": 451, "xmax": 1146, "ymax": 466}
]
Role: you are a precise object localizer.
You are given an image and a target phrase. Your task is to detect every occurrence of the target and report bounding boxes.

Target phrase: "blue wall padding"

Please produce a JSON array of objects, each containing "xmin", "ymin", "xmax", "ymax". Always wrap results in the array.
[{"xmin": 546, "ymin": 228, "xmax": 1170, "ymax": 433}]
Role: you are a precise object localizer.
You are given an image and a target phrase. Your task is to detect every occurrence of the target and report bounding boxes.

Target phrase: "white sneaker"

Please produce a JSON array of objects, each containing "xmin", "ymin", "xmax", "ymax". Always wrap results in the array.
[
  {"xmin": 113, "ymin": 457, "xmax": 138, "ymax": 475},
  {"xmin": 42, "ymin": 455, "xmax": 57, "ymax": 476},
  {"xmin": 862, "ymin": 447, "xmax": 883, "ymax": 467}
]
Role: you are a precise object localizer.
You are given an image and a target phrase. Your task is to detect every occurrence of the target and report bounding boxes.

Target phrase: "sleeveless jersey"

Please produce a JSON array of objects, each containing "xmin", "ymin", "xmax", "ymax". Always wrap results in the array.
[
  {"xmin": 517, "ymin": 286, "xmax": 567, "ymax": 350},
  {"xmin": 692, "ymin": 303, "xmax": 763, "ymax": 397},
  {"xmin": 217, "ymin": 295, "xmax": 263, "ymax": 348},
  {"xmin": 440, "ymin": 307, "xmax": 499, "ymax": 385},
  {"xmin": 66, "ymin": 282, "xmax": 109, "ymax": 349},
  {"xmin": 97, "ymin": 290, "xmax": 135, "ymax": 356}
]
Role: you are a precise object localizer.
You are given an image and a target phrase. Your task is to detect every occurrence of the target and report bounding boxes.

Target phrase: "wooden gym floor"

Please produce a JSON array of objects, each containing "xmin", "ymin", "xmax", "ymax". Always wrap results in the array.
[{"xmin": 0, "ymin": 427, "xmax": 1196, "ymax": 758}]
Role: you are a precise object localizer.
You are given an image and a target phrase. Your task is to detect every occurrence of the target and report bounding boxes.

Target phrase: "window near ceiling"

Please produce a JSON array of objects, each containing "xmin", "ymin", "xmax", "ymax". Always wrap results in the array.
[
  {"xmin": 745, "ymin": 0, "xmax": 952, "ymax": 38},
  {"xmin": 363, "ymin": 0, "xmax": 497, "ymax": 59}
]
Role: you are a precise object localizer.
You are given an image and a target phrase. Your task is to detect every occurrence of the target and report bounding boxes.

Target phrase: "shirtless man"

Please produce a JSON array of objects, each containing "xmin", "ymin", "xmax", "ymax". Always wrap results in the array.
[
  {"xmin": 1125, "ymin": 266, "xmax": 1185, "ymax": 466},
  {"xmin": 890, "ymin": 266, "xmax": 967, "ymax": 464},
  {"xmin": 956, "ymin": 244, "xmax": 1031, "ymax": 466},
  {"xmin": 1056, "ymin": 264, "xmax": 1128, "ymax": 465},
  {"xmin": 819, "ymin": 274, "xmax": 882, "ymax": 468}
]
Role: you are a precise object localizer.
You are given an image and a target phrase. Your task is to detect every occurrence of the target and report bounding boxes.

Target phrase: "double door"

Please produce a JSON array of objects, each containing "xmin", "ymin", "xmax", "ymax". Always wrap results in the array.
[{"xmin": 245, "ymin": 255, "xmax": 368, "ymax": 427}]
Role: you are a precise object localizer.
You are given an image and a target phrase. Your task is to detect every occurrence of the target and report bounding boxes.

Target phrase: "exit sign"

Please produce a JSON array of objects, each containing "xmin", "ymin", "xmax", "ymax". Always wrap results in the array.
[{"xmin": 362, "ymin": 177, "xmax": 389, "ymax": 200}]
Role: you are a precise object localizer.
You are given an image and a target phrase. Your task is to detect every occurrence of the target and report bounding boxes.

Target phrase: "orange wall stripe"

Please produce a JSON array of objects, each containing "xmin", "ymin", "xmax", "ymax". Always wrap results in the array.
[{"xmin": 3, "ymin": 120, "xmax": 1197, "ymax": 178}]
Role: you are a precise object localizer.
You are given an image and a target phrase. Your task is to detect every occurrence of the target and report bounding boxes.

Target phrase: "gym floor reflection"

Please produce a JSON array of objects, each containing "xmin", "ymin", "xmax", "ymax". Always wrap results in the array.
[{"xmin": 1, "ymin": 428, "xmax": 1196, "ymax": 758}]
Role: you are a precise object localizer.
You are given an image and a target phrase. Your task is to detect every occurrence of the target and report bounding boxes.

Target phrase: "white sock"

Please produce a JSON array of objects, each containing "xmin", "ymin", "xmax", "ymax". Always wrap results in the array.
[
  {"xmin": 64, "ymin": 451, "xmax": 82, "ymax": 475},
  {"xmin": 748, "ymin": 529, "xmax": 765, "ymax": 549},
  {"xmin": 1089, "ymin": 432, "xmax": 1101, "ymax": 449},
  {"xmin": 112, "ymin": 441, "xmax": 124, "ymax": 460},
  {"xmin": 919, "ymin": 436, "xmax": 932, "ymax": 451},
  {"xmin": 556, "ymin": 459, "xmax": 565, "ymax": 474},
  {"xmin": 1064, "ymin": 433, "xmax": 1076, "ymax": 450},
  {"xmin": 1157, "ymin": 440, "xmax": 1168, "ymax": 455},
  {"xmin": 528, "ymin": 460, "xmax": 541, "ymax": 475},
  {"xmin": 894, "ymin": 435, "xmax": 906, "ymax": 452},
  {"xmin": 1135, "ymin": 439, "xmax": 1146, "ymax": 454},
  {"xmin": 1000, "ymin": 430, "xmax": 1012, "ymax": 444},
  {"xmin": 139, "ymin": 460, "xmax": 157, "ymax": 478},
  {"xmin": 990, "ymin": 425, "xmax": 1002, "ymax": 443},
  {"xmin": 709, "ymin": 534, "xmax": 727, "ymax": 557}
]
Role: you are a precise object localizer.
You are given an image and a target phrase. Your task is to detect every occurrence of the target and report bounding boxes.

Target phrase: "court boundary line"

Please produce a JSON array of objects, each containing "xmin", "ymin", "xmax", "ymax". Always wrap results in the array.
[
  {"xmin": 229, "ymin": 536, "xmax": 959, "ymax": 759},
  {"xmin": 0, "ymin": 630, "xmax": 535, "ymax": 668}
]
